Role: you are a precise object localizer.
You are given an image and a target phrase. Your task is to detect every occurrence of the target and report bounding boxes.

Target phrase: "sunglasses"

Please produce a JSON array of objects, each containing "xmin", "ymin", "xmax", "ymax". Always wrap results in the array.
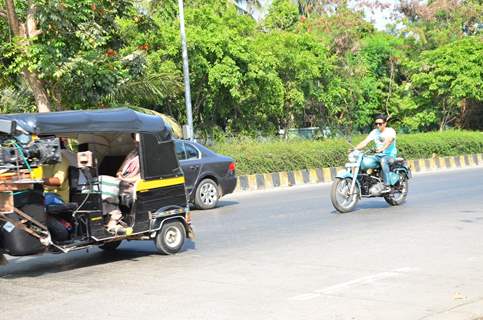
[{"xmin": 374, "ymin": 122, "xmax": 385, "ymax": 126}]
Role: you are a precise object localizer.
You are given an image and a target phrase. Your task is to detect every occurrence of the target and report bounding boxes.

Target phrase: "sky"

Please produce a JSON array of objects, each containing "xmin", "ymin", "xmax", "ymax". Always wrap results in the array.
[
  {"xmin": 359, "ymin": 0, "xmax": 400, "ymax": 30},
  {"xmin": 234, "ymin": 0, "xmax": 401, "ymax": 31}
]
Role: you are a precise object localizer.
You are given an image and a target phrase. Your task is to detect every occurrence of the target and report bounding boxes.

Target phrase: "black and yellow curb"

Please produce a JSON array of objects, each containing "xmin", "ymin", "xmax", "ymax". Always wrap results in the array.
[{"xmin": 234, "ymin": 153, "xmax": 483, "ymax": 193}]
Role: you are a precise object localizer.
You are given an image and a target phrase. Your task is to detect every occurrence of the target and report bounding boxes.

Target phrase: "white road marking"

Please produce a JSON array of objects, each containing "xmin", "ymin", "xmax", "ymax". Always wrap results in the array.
[{"xmin": 289, "ymin": 267, "xmax": 418, "ymax": 301}]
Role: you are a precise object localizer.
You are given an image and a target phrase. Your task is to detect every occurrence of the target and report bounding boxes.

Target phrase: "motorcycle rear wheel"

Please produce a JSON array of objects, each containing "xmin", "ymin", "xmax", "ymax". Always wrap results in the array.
[
  {"xmin": 330, "ymin": 178, "xmax": 360, "ymax": 213},
  {"xmin": 384, "ymin": 173, "xmax": 409, "ymax": 206}
]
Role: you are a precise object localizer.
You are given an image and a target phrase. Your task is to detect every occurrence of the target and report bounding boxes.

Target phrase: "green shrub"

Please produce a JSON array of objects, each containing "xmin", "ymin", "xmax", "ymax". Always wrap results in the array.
[{"xmin": 211, "ymin": 131, "xmax": 483, "ymax": 175}]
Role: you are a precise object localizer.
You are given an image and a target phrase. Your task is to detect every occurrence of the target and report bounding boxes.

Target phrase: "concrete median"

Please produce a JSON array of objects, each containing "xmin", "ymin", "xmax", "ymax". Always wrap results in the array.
[{"xmin": 234, "ymin": 153, "xmax": 483, "ymax": 193}]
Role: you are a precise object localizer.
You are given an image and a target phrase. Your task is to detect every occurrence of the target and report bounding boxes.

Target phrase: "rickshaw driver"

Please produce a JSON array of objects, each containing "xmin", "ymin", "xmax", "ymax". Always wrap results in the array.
[
  {"xmin": 42, "ymin": 138, "xmax": 77, "ymax": 203},
  {"xmin": 355, "ymin": 114, "xmax": 397, "ymax": 193},
  {"xmin": 105, "ymin": 134, "xmax": 140, "ymax": 234}
]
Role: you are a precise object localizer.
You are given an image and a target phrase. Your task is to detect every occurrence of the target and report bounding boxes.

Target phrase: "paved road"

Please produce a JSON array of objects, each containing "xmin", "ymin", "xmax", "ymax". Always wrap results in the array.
[{"xmin": 1, "ymin": 168, "xmax": 483, "ymax": 320}]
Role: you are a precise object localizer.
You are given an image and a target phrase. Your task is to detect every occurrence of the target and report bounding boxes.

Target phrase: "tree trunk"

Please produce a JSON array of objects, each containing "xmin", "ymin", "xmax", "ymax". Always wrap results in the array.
[
  {"xmin": 3, "ymin": 0, "xmax": 51, "ymax": 112},
  {"xmin": 22, "ymin": 70, "xmax": 51, "ymax": 112}
]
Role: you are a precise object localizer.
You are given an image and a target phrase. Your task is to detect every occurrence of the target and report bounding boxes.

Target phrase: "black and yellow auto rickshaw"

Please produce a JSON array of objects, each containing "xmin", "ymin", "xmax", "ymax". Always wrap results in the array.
[{"xmin": 0, "ymin": 108, "xmax": 193, "ymax": 261}]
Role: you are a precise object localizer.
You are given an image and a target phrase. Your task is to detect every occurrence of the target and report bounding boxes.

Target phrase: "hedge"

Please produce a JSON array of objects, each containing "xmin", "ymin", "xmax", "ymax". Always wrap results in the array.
[{"xmin": 211, "ymin": 131, "xmax": 483, "ymax": 175}]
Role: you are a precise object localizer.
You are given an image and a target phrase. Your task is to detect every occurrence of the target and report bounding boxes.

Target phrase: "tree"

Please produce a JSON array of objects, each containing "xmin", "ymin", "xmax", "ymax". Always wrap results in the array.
[
  {"xmin": 1, "ymin": 0, "xmax": 50, "ymax": 111},
  {"xmin": 408, "ymin": 37, "xmax": 482, "ymax": 131},
  {"xmin": 0, "ymin": 0, "xmax": 145, "ymax": 112},
  {"xmin": 397, "ymin": 0, "xmax": 482, "ymax": 51}
]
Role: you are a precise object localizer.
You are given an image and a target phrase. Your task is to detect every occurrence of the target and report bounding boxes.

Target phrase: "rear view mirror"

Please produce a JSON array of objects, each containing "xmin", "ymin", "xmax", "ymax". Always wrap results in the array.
[{"xmin": 0, "ymin": 119, "xmax": 16, "ymax": 135}]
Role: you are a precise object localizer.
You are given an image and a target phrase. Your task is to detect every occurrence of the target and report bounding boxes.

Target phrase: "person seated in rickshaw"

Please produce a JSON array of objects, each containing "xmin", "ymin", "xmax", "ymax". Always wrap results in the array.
[{"xmin": 104, "ymin": 134, "xmax": 140, "ymax": 234}]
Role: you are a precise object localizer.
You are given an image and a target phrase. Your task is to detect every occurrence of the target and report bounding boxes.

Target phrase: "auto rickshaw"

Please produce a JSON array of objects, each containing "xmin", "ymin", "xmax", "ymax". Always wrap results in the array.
[{"xmin": 0, "ymin": 108, "xmax": 194, "ymax": 262}]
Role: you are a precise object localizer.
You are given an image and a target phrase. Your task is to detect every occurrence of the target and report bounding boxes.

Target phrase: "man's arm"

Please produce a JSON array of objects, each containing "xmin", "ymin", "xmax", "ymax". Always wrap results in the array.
[
  {"xmin": 43, "ymin": 177, "xmax": 61, "ymax": 186},
  {"xmin": 355, "ymin": 135, "xmax": 372, "ymax": 150},
  {"xmin": 43, "ymin": 159, "xmax": 68, "ymax": 186},
  {"xmin": 118, "ymin": 174, "xmax": 139, "ymax": 184}
]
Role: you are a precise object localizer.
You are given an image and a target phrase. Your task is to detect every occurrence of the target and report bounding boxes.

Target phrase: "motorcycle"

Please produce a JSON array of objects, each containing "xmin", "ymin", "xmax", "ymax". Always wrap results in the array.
[{"xmin": 330, "ymin": 150, "xmax": 412, "ymax": 213}]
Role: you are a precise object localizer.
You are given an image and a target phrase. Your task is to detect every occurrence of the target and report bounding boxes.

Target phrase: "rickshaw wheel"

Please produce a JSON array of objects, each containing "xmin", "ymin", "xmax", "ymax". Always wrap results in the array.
[
  {"xmin": 155, "ymin": 221, "xmax": 186, "ymax": 255},
  {"xmin": 99, "ymin": 240, "xmax": 122, "ymax": 251}
]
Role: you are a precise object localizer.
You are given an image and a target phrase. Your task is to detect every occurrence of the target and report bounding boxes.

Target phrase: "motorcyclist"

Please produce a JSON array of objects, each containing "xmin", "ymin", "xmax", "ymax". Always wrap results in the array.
[{"xmin": 355, "ymin": 114, "xmax": 397, "ymax": 193}]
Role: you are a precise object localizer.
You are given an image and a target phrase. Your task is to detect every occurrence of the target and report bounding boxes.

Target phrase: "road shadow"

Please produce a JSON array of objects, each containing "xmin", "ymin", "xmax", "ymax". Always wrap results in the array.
[
  {"xmin": 190, "ymin": 200, "xmax": 239, "ymax": 212},
  {"xmin": 215, "ymin": 200, "xmax": 239, "ymax": 208},
  {"xmin": 329, "ymin": 200, "xmax": 391, "ymax": 215},
  {"xmin": 0, "ymin": 240, "xmax": 196, "ymax": 279}
]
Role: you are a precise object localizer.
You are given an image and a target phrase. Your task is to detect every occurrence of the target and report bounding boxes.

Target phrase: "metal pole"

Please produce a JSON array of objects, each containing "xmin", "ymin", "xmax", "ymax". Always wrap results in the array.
[{"xmin": 178, "ymin": 0, "xmax": 194, "ymax": 141}]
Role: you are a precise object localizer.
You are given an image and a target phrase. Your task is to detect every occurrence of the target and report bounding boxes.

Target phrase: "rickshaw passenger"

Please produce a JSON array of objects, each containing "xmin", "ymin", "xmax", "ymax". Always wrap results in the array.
[{"xmin": 105, "ymin": 134, "xmax": 140, "ymax": 234}]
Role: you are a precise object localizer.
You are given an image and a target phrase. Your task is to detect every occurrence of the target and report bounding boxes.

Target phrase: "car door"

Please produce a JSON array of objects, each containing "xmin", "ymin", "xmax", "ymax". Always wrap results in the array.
[{"xmin": 176, "ymin": 140, "xmax": 202, "ymax": 195}]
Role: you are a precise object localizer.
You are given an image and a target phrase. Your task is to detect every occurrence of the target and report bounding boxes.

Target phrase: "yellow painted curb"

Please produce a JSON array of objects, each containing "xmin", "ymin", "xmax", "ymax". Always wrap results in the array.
[
  {"xmin": 279, "ymin": 171, "xmax": 289, "ymax": 187},
  {"xmin": 235, "ymin": 177, "xmax": 243, "ymax": 192},
  {"xmin": 440, "ymin": 157, "xmax": 450, "ymax": 169},
  {"xmin": 469, "ymin": 155, "xmax": 476, "ymax": 167},
  {"xmin": 247, "ymin": 174, "xmax": 257, "ymax": 191},
  {"xmin": 294, "ymin": 170, "xmax": 304, "ymax": 185},
  {"xmin": 263, "ymin": 173, "xmax": 273, "ymax": 189},
  {"xmin": 309, "ymin": 169, "xmax": 318, "ymax": 184},
  {"xmin": 233, "ymin": 154, "xmax": 483, "ymax": 193},
  {"xmin": 423, "ymin": 159, "xmax": 432, "ymax": 171},
  {"xmin": 449, "ymin": 156, "xmax": 457, "ymax": 169},
  {"xmin": 408, "ymin": 159, "xmax": 415, "ymax": 171},
  {"xmin": 459, "ymin": 155, "xmax": 466, "ymax": 167},
  {"xmin": 322, "ymin": 167, "xmax": 332, "ymax": 183}
]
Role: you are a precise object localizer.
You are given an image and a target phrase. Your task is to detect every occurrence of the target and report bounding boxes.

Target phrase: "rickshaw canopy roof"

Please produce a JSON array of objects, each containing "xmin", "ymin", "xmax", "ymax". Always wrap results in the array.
[{"xmin": 0, "ymin": 108, "xmax": 171, "ymax": 137}]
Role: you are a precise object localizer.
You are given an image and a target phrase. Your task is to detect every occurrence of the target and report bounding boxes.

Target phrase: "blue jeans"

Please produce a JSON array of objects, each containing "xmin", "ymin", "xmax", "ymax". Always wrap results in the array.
[{"xmin": 374, "ymin": 154, "xmax": 394, "ymax": 185}]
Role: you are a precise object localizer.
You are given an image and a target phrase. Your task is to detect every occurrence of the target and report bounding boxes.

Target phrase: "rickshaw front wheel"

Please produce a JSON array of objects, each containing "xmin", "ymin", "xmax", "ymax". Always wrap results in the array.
[{"xmin": 155, "ymin": 221, "xmax": 186, "ymax": 255}]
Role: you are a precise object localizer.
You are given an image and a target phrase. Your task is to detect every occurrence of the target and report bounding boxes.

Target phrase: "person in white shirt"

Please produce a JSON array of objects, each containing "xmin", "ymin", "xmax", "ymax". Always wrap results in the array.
[
  {"xmin": 355, "ymin": 114, "xmax": 397, "ymax": 192},
  {"xmin": 104, "ymin": 134, "xmax": 140, "ymax": 235}
]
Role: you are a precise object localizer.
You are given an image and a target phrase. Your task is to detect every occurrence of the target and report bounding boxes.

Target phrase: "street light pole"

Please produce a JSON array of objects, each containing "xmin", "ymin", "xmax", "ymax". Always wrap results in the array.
[{"xmin": 178, "ymin": 0, "xmax": 194, "ymax": 141}]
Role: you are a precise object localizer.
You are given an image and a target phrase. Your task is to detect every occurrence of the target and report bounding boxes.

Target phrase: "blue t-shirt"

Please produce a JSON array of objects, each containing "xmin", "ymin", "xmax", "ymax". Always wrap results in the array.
[{"xmin": 368, "ymin": 127, "xmax": 397, "ymax": 157}]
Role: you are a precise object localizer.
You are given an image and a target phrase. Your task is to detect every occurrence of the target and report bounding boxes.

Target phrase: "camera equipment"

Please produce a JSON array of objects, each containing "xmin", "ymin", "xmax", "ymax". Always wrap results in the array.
[{"xmin": 0, "ymin": 135, "xmax": 61, "ymax": 170}]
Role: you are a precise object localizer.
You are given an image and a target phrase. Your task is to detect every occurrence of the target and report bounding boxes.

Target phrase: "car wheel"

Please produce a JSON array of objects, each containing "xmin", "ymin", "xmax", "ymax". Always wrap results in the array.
[
  {"xmin": 194, "ymin": 178, "xmax": 219, "ymax": 210},
  {"xmin": 154, "ymin": 221, "xmax": 186, "ymax": 255}
]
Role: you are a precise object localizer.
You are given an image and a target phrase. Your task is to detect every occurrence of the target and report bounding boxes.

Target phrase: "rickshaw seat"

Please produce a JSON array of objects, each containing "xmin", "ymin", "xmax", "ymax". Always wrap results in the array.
[{"xmin": 98, "ymin": 156, "xmax": 125, "ymax": 176}]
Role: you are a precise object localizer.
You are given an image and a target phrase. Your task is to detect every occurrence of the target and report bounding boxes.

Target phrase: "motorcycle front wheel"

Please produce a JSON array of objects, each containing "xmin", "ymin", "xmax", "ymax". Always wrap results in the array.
[
  {"xmin": 384, "ymin": 173, "xmax": 409, "ymax": 206},
  {"xmin": 330, "ymin": 178, "xmax": 360, "ymax": 213}
]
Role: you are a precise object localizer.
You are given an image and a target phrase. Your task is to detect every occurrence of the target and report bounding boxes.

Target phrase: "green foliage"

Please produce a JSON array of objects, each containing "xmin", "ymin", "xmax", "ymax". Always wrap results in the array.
[
  {"xmin": 264, "ymin": 0, "xmax": 299, "ymax": 31},
  {"xmin": 0, "ymin": 0, "xmax": 481, "ymax": 136},
  {"xmin": 0, "ymin": 0, "xmax": 179, "ymax": 111},
  {"xmin": 212, "ymin": 131, "xmax": 483, "ymax": 175},
  {"xmin": 0, "ymin": 86, "xmax": 36, "ymax": 113},
  {"xmin": 407, "ymin": 37, "xmax": 483, "ymax": 130}
]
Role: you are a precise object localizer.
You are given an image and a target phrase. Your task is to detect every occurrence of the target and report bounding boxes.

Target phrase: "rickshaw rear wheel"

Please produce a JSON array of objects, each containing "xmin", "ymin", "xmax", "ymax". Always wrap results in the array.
[
  {"xmin": 155, "ymin": 220, "xmax": 186, "ymax": 255},
  {"xmin": 99, "ymin": 240, "xmax": 122, "ymax": 251}
]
